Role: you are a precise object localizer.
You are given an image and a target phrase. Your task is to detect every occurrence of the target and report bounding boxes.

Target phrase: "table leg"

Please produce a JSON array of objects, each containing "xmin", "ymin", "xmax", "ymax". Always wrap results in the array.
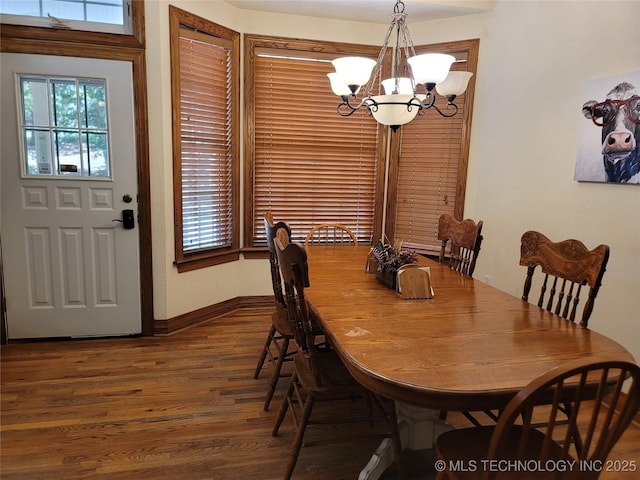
[{"xmin": 359, "ymin": 402, "xmax": 454, "ymax": 480}]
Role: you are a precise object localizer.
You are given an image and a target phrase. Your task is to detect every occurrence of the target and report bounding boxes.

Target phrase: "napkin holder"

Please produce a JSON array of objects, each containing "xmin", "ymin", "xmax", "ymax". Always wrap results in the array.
[{"xmin": 396, "ymin": 265, "xmax": 434, "ymax": 299}]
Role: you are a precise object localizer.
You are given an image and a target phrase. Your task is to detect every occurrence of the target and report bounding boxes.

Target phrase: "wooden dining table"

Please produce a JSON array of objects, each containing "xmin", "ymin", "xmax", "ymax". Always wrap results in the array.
[{"xmin": 304, "ymin": 245, "xmax": 636, "ymax": 412}]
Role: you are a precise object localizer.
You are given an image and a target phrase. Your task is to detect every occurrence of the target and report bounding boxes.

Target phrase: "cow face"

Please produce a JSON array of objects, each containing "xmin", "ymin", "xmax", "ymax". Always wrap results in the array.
[{"xmin": 582, "ymin": 82, "xmax": 640, "ymax": 182}]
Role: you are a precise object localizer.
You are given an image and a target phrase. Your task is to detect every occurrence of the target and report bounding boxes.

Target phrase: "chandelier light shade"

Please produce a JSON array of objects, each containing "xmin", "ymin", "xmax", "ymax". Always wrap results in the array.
[
  {"xmin": 406, "ymin": 53, "xmax": 455, "ymax": 85},
  {"xmin": 327, "ymin": 72, "xmax": 356, "ymax": 96},
  {"xmin": 327, "ymin": 0, "xmax": 474, "ymax": 131},
  {"xmin": 381, "ymin": 77, "xmax": 414, "ymax": 95},
  {"xmin": 370, "ymin": 94, "xmax": 422, "ymax": 125},
  {"xmin": 435, "ymin": 71, "xmax": 474, "ymax": 100},
  {"xmin": 331, "ymin": 57, "xmax": 377, "ymax": 91}
]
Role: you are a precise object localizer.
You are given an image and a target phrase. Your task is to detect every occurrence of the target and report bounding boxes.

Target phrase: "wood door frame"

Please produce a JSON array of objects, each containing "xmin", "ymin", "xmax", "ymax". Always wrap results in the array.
[{"xmin": 0, "ymin": 0, "xmax": 153, "ymax": 339}]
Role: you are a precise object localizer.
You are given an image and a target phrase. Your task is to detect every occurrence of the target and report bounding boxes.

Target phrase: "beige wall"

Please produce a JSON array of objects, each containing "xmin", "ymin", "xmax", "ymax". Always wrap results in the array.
[{"xmin": 145, "ymin": 1, "xmax": 640, "ymax": 362}]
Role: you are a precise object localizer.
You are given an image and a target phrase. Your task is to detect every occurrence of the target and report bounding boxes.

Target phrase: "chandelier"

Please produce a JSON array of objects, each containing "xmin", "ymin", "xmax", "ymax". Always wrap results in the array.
[{"xmin": 327, "ymin": 0, "xmax": 473, "ymax": 131}]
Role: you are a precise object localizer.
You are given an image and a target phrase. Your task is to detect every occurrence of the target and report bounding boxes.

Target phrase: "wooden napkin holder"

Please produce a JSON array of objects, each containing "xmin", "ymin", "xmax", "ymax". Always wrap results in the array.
[{"xmin": 396, "ymin": 264, "xmax": 434, "ymax": 299}]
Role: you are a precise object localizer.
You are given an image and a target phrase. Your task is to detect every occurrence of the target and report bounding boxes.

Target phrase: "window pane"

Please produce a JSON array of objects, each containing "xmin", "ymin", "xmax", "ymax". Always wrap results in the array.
[
  {"xmin": 55, "ymin": 130, "xmax": 81, "ymax": 176},
  {"xmin": 43, "ymin": 0, "xmax": 84, "ymax": 21},
  {"xmin": 24, "ymin": 129, "xmax": 53, "ymax": 175},
  {"xmin": 80, "ymin": 80, "xmax": 107, "ymax": 129},
  {"xmin": 51, "ymin": 79, "xmax": 78, "ymax": 128},
  {"xmin": 87, "ymin": 1, "xmax": 123, "ymax": 24},
  {"xmin": 18, "ymin": 74, "xmax": 111, "ymax": 178},
  {"xmin": 21, "ymin": 77, "xmax": 49, "ymax": 126},
  {"xmin": 0, "ymin": 0, "xmax": 40, "ymax": 16},
  {"xmin": 84, "ymin": 131, "xmax": 109, "ymax": 176}
]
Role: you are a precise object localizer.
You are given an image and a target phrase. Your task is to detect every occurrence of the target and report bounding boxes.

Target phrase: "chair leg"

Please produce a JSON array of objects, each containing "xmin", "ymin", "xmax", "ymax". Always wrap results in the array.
[
  {"xmin": 462, "ymin": 411, "xmax": 483, "ymax": 427},
  {"xmin": 562, "ymin": 402, "xmax": 584, "ymax": 455},
  {"xmin": 254, "ymin": 325, "xmax": 276, "ymax": 379},
  {"xmin": 264, "ymin": 336, "xmax": 291, "ymax": 411},
  {"xmin": 283, "ymin": 394, "xmax": 316, "ymax": 480},
  {"xmin": 272, "ymin": 373, "xmax": 296, "ymax": 437}
]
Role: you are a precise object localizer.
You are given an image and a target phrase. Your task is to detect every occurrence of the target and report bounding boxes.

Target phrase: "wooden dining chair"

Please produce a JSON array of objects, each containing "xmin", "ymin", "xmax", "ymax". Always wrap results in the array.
[
  {"xmin": 520, "ymin": 230, "xmax": 610, "ymax": 328},
  {"xmin": 435, "ymin": 356, "xmax": 640, "ymax": 480},
  {"xmin": 437, "ymin": 214, "xmax": 483, "ymax": 276},
  {"xmin": 456, "ymin": 232, "xmax": 611, "ymax": 430},
  {"xmin": 519, "ymin": 230, "xmax": 612, "ymax": 449},
  {"xmin": 253, "ymin": 212, "xmax": 296, "ymax": 411},
  {"xmin": 272, "ymin": 238, "xmax": 404, "ymax": 480},
  {"xmin": 304, "ymin": 223, "xmax": 358, "ymax": 246},
  {"xmin": 436, "ymin": 213, "xmax": 484, "ymax": 423}
]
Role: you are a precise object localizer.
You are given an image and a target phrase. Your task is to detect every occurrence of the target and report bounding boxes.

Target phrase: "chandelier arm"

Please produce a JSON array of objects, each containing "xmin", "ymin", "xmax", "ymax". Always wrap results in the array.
[
  {"xmin": 421, "ymin": 92, "xmax": 436, "ymax": 108},
  {"xmin": 337, "ymin": 103, "xmax": 359, "ymax": 117},
  {"xmin": 428, "ymin": 101, "xmax": 459, "ymax": 118},
  {"xmin": 407, "ymin": 96, "xmax": 423, "ymax": 109},
  {"xmin": 337, "ymin": 95, "xmax": 377, "ymax": 116}
]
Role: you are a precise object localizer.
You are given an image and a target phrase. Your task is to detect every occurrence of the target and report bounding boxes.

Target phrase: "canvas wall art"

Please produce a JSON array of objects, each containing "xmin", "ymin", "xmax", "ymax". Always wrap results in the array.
[{"xmin": 575, "ymin": 71, "xmax": 640, "ymax": 184}]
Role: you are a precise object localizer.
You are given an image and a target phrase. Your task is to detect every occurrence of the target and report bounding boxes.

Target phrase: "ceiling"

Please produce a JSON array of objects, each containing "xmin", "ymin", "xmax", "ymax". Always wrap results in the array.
[{"xmin": 223, "ymin": 0, "xmax": 495, "ymax": 24}]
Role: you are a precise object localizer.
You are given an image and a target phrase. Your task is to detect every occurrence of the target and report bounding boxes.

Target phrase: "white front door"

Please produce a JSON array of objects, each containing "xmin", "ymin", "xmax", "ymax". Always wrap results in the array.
[{"xmin": 1, "ymin": 53, "xmax": 141, "ymax": 339}]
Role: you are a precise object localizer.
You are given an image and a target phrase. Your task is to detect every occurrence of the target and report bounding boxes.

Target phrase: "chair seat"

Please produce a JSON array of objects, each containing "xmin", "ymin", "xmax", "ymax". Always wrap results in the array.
[{"xmin": 436, "ymin": 426, "xmax": 569, "ymax": 480}]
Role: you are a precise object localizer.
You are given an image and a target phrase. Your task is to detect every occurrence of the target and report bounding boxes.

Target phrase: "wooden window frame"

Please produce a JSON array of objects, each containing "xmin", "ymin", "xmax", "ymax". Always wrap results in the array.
[
  {"xmin": 0, "ymin": 0, "xmax": 133, "ymax": 35},
  {"xmin": 169, "ymin": 6, "xmax": 240, "ymax": 272},
  {"xmin": 243, "ymin": 35, "xmax": 478, "ymax": 258},
  {"xmin": 0, "ymin": 0, "xmax": 144, "ymax": 50}
]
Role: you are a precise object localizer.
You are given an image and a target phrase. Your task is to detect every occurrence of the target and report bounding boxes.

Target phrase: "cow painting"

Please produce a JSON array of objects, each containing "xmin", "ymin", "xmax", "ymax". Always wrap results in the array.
[{"xmin": 582, "ymin": 82, "xmax": 640, "ymax": 183}]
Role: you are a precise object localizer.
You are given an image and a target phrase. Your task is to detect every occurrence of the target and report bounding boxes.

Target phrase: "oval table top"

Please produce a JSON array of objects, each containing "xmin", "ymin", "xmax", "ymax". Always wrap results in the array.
[{"xmin": 304, "ymin": 245, "xmax": 636, "ymax": 411}]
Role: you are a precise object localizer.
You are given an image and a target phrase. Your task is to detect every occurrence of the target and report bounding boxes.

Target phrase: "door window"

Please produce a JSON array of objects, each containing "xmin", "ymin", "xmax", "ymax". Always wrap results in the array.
[{"xmin": 18, "ymin": 75, "xmax": 110, "ymax": 178}]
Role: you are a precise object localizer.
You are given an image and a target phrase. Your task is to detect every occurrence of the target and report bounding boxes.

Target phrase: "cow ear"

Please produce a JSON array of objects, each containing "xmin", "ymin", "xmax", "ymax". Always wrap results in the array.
[{"xmin": 582, "ymin": 100, "xmax": 596, "ymax": 119}]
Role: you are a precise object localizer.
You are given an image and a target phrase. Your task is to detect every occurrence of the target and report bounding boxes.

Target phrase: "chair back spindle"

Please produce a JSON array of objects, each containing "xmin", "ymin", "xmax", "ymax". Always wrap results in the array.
[
  {"xmin": 436, "ymin": 356, "xmax": 640, "ymax": 480},
  {"xmin": 520, "ymin": 231, "xmax": 609, "ymax": 327},
  {"xmin": 305, "ymin": 223, "xmax": 358, "ymax": 247},
  {"xmin": 486, "ymin": 357, "xmax": 640, "ymax": 480},
  {"xmin": 437, "ymin": 214, "xmax": 484, "ymax": 276}
]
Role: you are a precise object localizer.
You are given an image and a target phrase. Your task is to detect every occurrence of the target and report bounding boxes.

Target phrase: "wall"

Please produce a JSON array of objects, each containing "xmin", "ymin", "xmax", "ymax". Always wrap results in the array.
[
  {"xmin": 145, "ymin": 0, "xmax": 394, "ymax": 320},
  {"xmin": 145, "ymin": 1, "xmax": 639, "ymax": 362},
  {"xmin": 460, "ymin": 1, "xmax": 640, "ymax": 364}
]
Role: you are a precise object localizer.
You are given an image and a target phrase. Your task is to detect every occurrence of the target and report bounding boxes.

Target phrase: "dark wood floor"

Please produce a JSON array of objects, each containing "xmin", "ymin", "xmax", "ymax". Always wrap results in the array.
[{"xmin": 2, "ymin": 307, "xmax": 638, "ymax": 479}]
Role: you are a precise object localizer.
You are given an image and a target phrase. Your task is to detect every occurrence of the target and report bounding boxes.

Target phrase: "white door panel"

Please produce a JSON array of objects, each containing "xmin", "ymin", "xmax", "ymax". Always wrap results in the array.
[{"xmin": 1, "ymin": 53, "xmax": 141, "ymax": 338}]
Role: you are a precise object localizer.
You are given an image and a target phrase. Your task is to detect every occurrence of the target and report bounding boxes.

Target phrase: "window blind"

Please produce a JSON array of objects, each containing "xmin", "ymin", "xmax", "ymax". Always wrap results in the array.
[
  {"xmin": 178, "ymin": 28, "xmax": 234, "ymax": 254},
  {"xmin": 391, "ymin": 48, "xmax": 475, "ymax": 254},
  {"xmin": 252, "ymin": 49, "xmax": 380, "ymax": 245}
]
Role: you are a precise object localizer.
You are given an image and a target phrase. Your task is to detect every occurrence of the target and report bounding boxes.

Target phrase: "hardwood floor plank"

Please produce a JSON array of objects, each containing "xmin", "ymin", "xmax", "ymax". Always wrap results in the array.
[{"xmin": 2, "ymin": 307, "xmax": 638, "ymax": 480}]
